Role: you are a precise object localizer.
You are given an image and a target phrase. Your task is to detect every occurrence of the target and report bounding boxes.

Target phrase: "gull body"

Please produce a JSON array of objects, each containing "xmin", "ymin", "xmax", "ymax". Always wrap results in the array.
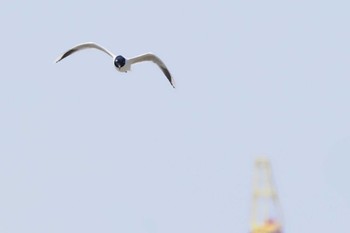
[{"xmin": 55, "ymin": 42, "xmax": 175, "ymax": 88}]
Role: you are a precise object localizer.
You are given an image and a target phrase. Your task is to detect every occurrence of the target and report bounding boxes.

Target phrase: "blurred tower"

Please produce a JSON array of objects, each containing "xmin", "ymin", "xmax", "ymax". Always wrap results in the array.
[{"xmin": 250, "ymin": 158, "xmax": 283, "ymax": 233}]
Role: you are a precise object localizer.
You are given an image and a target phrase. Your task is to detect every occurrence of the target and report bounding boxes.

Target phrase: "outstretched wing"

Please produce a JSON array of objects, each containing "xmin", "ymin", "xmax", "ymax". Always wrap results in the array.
[
  {"xmin": 128, "ymin": 53, "xmax": 175, "ymax": 88},
  {"xmin": 55, "ymin": 42, "xmax": 115, "ymax": 63}
]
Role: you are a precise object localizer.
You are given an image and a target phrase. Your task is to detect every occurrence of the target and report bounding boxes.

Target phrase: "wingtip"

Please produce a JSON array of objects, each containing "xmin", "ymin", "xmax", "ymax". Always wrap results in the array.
[
  {"xmin": 54, "ymin": 57, "xmax": 62, "ymax": 63},
  {"xmin": 171, "ymin": 79, "xmax": 176, "ymax": 89}
]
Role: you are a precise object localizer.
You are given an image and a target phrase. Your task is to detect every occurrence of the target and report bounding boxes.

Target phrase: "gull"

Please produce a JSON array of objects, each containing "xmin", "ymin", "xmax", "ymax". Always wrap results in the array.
[{"xmin": 55, "ymin": 42, "xmax": 175, "ymax": 88}]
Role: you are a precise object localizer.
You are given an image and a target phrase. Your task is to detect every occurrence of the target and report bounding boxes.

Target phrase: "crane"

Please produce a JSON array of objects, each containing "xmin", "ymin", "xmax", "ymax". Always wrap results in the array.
[{"xmin": 250, "ymin": 158, "xmax": 283, "ymax": 233}]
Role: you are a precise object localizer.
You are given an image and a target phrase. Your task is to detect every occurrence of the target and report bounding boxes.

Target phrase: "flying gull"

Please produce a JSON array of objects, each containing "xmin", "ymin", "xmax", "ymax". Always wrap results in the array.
[{"xmin": 55, "ymin": 42, "xmax": 175, "ymax": 88}]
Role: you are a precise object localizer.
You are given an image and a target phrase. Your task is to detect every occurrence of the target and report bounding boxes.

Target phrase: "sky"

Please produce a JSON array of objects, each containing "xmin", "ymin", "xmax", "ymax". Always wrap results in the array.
[{"xmin": 0, "ymin": 0, "xmax": 349, "ymax": 232}]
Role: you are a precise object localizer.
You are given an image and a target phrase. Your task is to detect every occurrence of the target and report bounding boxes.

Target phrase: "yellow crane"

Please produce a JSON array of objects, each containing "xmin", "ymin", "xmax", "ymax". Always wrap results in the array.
[{"xmin": 250, "ymin": 158, "xmax": 283, "ymax": 233}]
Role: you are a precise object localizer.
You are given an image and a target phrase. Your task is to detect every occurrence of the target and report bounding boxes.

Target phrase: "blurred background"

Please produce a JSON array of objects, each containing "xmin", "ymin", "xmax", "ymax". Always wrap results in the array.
[{"xmin": 0, "ymin": 1, "xmax": 349, "ymax": 233}]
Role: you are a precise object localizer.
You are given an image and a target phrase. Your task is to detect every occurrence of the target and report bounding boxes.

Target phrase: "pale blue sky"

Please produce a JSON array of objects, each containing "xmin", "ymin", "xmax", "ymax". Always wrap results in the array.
[{"xmin": 0, "ymin": 1, "xmax": 349, "ymax": 233}]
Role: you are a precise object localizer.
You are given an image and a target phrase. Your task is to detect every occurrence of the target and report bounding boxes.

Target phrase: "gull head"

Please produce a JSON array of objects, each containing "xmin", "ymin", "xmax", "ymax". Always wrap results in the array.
[{"xmin": 114, "ymin": 55, "xmax": 126, "ymax": 69}]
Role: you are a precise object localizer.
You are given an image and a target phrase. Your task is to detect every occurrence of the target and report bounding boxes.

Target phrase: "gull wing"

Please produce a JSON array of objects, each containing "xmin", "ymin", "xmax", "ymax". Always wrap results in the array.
[
  {"xmin": 55, "ymin": 42, "xmax": 115, "ymax": 63},
  {"xmin": 128, "ymin": 53, "xmax": 175, "ymax": 88}
]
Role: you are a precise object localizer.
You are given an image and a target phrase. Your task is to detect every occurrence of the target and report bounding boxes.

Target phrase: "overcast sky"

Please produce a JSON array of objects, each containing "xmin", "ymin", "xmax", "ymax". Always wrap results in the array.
[{"xmin": 0, "ymin": 1, "xmax": 349, "ymax": 233}]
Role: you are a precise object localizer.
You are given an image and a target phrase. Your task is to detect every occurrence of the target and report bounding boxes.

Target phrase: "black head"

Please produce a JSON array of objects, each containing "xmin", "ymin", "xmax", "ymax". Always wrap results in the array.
[{"xmin": 114, "ymin": 55, "xmax": 126, "ymax": 69}]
